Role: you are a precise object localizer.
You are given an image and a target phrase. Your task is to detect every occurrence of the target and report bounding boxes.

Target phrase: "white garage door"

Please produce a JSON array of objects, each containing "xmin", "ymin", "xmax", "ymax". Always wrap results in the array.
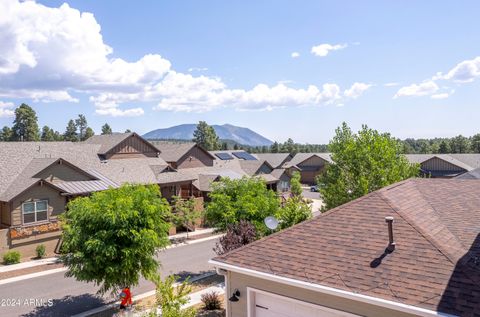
[{"xmin": 251, "ymin": 289, "xmax": 358, "ymax": 317}]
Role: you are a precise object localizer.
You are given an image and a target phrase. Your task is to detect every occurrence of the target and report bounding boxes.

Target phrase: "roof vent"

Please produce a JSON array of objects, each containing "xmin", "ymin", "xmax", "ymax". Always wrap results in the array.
[{"xmin": 385, "ymin": 216, "xmax": 396, "ymax": 253}]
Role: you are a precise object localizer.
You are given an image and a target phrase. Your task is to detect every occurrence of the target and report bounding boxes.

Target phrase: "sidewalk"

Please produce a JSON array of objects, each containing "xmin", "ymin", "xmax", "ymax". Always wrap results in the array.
[{"xmin": 0, "ymin": 228, "xmax": 217, "ymax": 274}]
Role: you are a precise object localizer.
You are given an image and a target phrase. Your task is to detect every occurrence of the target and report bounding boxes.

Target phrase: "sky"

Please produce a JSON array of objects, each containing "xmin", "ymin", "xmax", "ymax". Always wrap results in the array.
[{"xmin": 0, "ymin": 0, "xmax": 479, "ymax": 143}]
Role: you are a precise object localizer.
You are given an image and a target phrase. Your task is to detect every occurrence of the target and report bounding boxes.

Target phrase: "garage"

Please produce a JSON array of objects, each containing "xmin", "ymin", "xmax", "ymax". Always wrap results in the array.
[{"xmin": 248, "ymin": 288, "xmax": 359, "ymax": 317}]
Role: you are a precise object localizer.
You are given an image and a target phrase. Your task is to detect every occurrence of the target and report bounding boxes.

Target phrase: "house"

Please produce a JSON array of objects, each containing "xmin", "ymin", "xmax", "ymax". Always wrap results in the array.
[
  {"xmin": 0, "ymin": 133, "xmax": 201, "ymax": 258},
  {"xmin": 210, "ymin": 178, "xmax": 480, "ymax": 317},
  {"xmin": 151, "ymin": 141, "xmax": 215, "ymax": 169},
  {"xmin": 405, "ymin": 154, "xmax": 480, "ymax": 178},
  {"xmin": 283, "ymin": 153, "xmax": 332, "ymax": 184}
]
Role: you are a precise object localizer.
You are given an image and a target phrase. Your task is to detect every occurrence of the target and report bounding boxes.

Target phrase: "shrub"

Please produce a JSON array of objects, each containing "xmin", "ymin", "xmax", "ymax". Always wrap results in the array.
[
  {"xmin": 3, "ymin": 250, "xmax": 21, "ymax": 265},
  {"xmin": 201, "ymin": 291, "xmax": 222, "ymax": 310},
  {"xmin": 213, "ymin": 220, "xmax": 257, "ymax": 255},
  {"xmin": 35, "ymin": 244, "xmax": 46, "ymax": 259}
]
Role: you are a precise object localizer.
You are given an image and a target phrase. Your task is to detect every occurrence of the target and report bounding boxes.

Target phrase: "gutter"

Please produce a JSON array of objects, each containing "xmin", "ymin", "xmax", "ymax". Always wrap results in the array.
[{"xmin": 208, "ymin": 260, "xmax": 458, "ymax": 317}]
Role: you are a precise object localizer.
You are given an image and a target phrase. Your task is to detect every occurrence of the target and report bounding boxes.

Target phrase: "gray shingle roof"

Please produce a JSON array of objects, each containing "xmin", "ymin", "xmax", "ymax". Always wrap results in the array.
[
  {"xmin": 455, "ymin": 167, "xmax": 480, "ymax": 179},
  {"xmin": 151, "ymin": 141, "xmax": 196, "ymax": 162},
  {"xmin": 84, "ymin": 132, "xmax": 160, "ymax": 155},
  {"xmin": 254, "ymin": 153, "xmax": 292, "ymax": 168},
  {"xmin": 405, "ymin": 154, "xmax": 480, "ymax": 171}
]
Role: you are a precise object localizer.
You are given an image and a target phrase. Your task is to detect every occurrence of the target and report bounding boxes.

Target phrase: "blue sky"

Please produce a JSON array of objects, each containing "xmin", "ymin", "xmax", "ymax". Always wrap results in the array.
[{"xmin": 0, "ymin": 0, "xmax": 479, "ymax": 143}]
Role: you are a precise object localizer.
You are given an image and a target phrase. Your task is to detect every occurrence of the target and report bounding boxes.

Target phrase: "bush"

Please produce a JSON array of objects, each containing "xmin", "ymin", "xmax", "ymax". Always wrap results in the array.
[
  {"xmin": 213, "ymin": 220, "xmax": 257, "ymax": 255},
  {"xmin": 201, "ymin": 291, "xmax": 222, "ymax": 311},
  {"xmin": 3, "ymin": 251, "xmax": 21, "ymax": 265},
  {"xmin": 35, "ymin": 244, "xmax": 46, "ymax": 259}
]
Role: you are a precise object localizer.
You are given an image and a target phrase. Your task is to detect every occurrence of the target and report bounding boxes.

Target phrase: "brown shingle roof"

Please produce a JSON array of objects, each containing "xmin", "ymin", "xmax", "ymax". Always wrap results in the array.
[
  {"xmin": 152, "ymin": 141, "xmax": 215, "ymax": 163},
  {"xmin": 213, "ymin": 178, "xmax": 480, "ymax": 316}
]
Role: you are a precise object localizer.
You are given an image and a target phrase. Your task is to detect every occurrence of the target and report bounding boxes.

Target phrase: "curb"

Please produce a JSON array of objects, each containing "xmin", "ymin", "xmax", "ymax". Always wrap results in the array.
[{"xmin": 72, "ymin": 271, "xmax": 218, "ymax": 317}]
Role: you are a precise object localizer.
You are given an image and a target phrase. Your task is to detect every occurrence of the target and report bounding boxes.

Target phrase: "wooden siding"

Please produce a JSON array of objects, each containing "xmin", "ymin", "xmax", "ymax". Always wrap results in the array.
[
  {"xmin": 106, "ymin": 135, "xmax": 158, "ymax": 159},
  {"xmin": 421, "ymin": 157, "xmax": 466, "ymax": 173},
  {"xmin": 35, "ymin": 161, "xmax": 93, "ymax": 184},
  {"xmin": 177, "ymin": 146, "xmax": 214, "ymax": 169},
  {"xmin": 298, "ymin": 155, "xmax": 328, "ymax": 168},
  {"xmin": 298, "ymin": 155, "xmax": 328, "ymax": 184},
  {"xmin": 10, "ymin": 183, "xmax": 66, "ymax": 227}
]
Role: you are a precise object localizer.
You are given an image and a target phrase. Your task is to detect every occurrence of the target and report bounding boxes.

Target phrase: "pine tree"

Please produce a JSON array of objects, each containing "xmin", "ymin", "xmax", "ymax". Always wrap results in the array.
[
  {"xmin": 11, "ymin": 103, "xmax": 40, "ymax": 141},
  {"xmin": 0, "ymin": 126, "xmax": 12, "ymax": 141},
  {"xmin": 64, "ymin": 119, "xmax": 78, "ymax": 142},
  {"xmin": 192, "ymin": 121, "xmax": 220, "ymax": 150},
  {"xmin": 101, "ymin": 123, "xmax": 112, "ymax": 135},
  {"xmin": 84, "ymin": 127, "xmax": 95, "ymax": 140},
  {"xmin": 75, "ymin": 114, "xmax": 88, "ymax": 141},
  {"xmin": 41, "ymin": 126, "xmax": 56, "ymax": 141}
]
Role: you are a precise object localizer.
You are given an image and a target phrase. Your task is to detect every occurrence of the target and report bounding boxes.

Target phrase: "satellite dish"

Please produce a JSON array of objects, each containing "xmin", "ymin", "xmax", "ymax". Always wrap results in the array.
[{"xmin": 264, "ymin": 216, "xmax": 279, "ymax": 230}]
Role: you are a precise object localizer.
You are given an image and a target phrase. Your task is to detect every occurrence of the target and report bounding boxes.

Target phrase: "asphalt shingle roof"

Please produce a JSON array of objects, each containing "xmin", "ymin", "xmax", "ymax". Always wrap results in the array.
[
  {"xmin": 213, "ymin": 178, "xmax": 480, "ymax": 316},
  {"xmin": 456, "ymin": 167, "xmax": 480, "ymax": 179},
  {"xmin": 254, "ymin": 153, "xmax": 292, "ymax": 168},
  {"xmin": 284, "ymin": 153, "xmax": 333, "ymax": 167}
]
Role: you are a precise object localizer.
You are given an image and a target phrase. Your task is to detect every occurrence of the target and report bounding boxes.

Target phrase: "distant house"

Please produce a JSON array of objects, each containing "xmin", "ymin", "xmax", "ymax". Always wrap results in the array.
[
  {"xmin": 406, "ymin": 154, "xmax": 480, "ymax": 178},
  {"xmin": 283, "ymin": 153, "xmax": 333, "ymax": 184},
  {"xmin": 211, "ymin": 178, "xmax": 480, "ymax": 317},
  {"xmin": 254, "ymin": 153, "xmax": 293, "ymax": 169},
  {"xmin": 0, "ymin": 133, "xmax": 200, "ymax": 258},
  {"xmin": 151, "ymin": 141, "xmax": 215, "ymax": 169}
]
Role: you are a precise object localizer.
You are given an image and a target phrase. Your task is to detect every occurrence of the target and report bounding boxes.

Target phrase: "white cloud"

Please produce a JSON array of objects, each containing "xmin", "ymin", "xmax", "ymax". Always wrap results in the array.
[
  {"xmin": 384, "ymin": 82, "xmax": 399, "ymax": 87},
  {"xmin": 311, "ymin": 43, "xmax": 347, "ymax": 57},
  {"xmin": 0, "ymin": 101, "xmax": 15, "ymax": 118},
  {"xmin": 394, "ymin": 81, "xmax": 439, "ymax": 98},
  {"xmin": 188, "ymin": 67, "xmax": 208, "ymax": 72},
  {"xmin": 291, "ymin": 52, "xmax": 300, "ymax": 58},
  {"xmin": 344, "ymin": 82, "xmax": 372, "ymax": 99},
  {"xmin": 430, "ymin": 93, "xmax": 449, "ymax": 100},
  {"xmin": 440, "ymin": 56, "xmax": 480, "ymax": 83},
  {"xmin": 0, "ymin": 0, "xmax": 366, "ymax": 115}
]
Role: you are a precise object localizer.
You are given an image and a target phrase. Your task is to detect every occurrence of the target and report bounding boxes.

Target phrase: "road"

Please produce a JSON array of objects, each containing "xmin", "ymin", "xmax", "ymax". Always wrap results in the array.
[{"xmin": 0, "ymin": 238, "xmax": 218, "ymax": 317}]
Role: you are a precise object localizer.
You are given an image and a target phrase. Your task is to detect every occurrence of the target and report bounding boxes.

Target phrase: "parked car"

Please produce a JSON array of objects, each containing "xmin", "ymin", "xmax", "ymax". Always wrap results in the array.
[{"xmin": 310, "ymin": 185, "xmax": 319, "ymax": 192}]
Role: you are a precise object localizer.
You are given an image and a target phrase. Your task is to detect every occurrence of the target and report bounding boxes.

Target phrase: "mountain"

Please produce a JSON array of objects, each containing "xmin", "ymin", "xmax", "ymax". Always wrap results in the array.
[{"xmin": 143, "ymin": 124, "xmax": 273, "ymax": 146}]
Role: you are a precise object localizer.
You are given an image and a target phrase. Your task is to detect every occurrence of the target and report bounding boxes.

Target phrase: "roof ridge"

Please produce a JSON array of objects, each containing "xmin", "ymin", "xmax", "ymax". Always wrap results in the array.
[{"xmin": 378, "ymin": 179, "xmax": 467, "ymax": 266}]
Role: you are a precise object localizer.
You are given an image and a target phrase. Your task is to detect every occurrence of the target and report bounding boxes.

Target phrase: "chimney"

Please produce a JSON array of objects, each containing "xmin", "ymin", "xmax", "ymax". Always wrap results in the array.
[{"xmin": 385, "ymin": 216, "xmax": 395, "ymax": 253}]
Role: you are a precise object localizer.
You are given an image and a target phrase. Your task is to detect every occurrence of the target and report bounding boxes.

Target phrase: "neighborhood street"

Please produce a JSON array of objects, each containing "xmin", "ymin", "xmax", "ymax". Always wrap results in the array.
[{"xmin": 0, "ymin": 238, "xmax": 218, "ymax": 317}]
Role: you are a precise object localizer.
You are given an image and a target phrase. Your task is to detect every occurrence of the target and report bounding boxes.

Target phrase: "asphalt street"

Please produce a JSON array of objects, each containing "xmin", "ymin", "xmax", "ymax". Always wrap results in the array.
[{"xmin": 0, "ymin": 238, "xmax": 218, "ymax": 317}]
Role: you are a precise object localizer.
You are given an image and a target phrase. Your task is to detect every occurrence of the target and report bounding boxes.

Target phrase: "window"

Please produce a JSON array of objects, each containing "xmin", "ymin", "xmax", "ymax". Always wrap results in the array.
[{"xmin": 22, "ymin": 200, "xmax": 48, "ymax": 224}]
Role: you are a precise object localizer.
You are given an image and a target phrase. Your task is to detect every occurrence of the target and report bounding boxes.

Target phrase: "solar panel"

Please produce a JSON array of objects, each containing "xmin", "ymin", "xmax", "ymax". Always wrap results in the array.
[
  {"xmin": 232, "ymin": 151, "xmax": 257, "ymax": 160},
  {"xmin": 215, "ymin": 152, "xmax": 233, "ymax": 160}
]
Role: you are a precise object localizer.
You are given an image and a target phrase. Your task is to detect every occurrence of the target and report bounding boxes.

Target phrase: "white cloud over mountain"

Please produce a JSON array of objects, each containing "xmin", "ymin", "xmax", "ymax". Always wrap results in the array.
[{"xmin": 0, "ymin": 0, "xmax": 366, "ymax": 116}]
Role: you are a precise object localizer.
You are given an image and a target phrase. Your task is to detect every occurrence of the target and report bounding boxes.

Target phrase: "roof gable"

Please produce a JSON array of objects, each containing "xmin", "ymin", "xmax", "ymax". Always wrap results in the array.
[{"xmin": 84, "ymin": 132, "xmax": 160, "ymax": 156}]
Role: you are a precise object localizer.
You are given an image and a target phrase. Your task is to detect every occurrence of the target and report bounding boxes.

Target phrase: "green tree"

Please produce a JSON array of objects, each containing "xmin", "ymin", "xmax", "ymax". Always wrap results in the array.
[
  {"xmin": 270, "ymin": 141, "xmax": 280, "ymax": 153},
  {"xmin": 124, "ymin": 129, "xmax": 132, "ymax": 133},
  {"xmin": 60, "ymin": 184, "xmax": 171, "ymax": 294},
  {"xmin": 11, "ymin": 103, "xmax": 39, "ymax": 141},
  {"xmin": 206, "ymin": 177, "xmax": 280, "ymax": 236},
  {"xmin": 101, "ymin": 123, "xmax": 112, "ymax": 135},
  {"xmin": 64, "ymin": 119, "xmax": 78, "ymax": 142},
  {"xmin": 84, "ymin": 127, "xmax": 95, "ymax": 140},
  {"xmin": 151, "ymin": 275, "xmax": 196, "ymax": 317},
  {"xmin": 41, "ymin": 126, "xmax": 56, "ymax": 141},
  {"xmin": 319, "ymin": 123, "xmax": 419, "ymax": 210},
  {"xmin": 221, "ymin": 142, "xmax": 228, "ymax": 150},
  {"xmin": 449, "ymin": 135, "xmax": 470, "ymax": 153},
  {"xmin": 276, "ymin": 197, "xmax": 311, "ymax": 230},
  {"xmin": 471, "ymin": 134, "xmax": 480, "ymax": 153},
  {"xmin": 438, "ymin": 140, "xmax": 450, "ymax": 153},
  {"xmin": 75, "ymin": 114, "xmax": 88, "ymax": 141},
  {"xmin": 172, "ymin": 196, "xmax": 200, "ymax": 239},
  {"xmin": 290, "ymin": 171, "xmax": 302, "ymax": 197},
  {"xmin": 0, "ymin": 126, "xmax": 12, "ymax": 141},
  {"xmin": 192, "ymin": 121, "xmax": 220, "ymax": 150}
]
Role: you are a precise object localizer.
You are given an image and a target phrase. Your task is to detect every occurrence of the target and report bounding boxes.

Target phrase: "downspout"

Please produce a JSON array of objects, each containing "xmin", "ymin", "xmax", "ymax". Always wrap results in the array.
[{"xmin": 216, "ymin": 267, "xmax": 230, "ymax": 317}]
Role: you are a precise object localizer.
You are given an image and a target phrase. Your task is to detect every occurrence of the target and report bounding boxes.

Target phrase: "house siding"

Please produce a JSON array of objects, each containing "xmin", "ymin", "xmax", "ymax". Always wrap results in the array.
[
  {"xmin": 256, "ymin": 163, "xmax": 273, "ymax": 175},
  {"xmin": 298, "ymin": 156, "xmax": 328, "ymax": 184},
  {"xmin": 421, "ymin": 157, "xmax": 466, "ymax": 176},
  {"xmin": 226, "ymin": 271, "xmax": 420, "ymax": 317},
  {"xmin": 35, "ymin": 162, "xmax": 93, "ymax": 183},
  {"xmin": 106, "ymin": 135, "xmax": 158, "ymax": 159},
  {"xmin": 1, "ymin": 202, "xmax": 10, "ymax": 226},
  {"xmin": 177, "ymin": 147, "xmax": 214, "ymax": 169},
  {"xmin": 10, "ymin": 183, "xmax": 66, "ymax": 227}
]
